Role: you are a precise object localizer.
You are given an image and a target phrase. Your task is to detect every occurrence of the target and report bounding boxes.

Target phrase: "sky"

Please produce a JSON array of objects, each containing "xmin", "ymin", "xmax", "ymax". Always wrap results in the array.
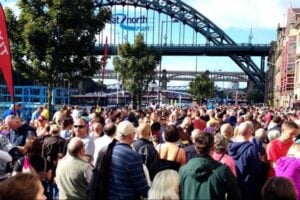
[{"xmin": 2, "ymin": 0, "xmax": 300, "ymax": 88}]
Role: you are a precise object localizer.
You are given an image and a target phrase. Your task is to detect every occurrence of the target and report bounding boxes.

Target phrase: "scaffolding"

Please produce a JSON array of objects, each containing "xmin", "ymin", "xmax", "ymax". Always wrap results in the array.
[{"xmin": 0, "ymin": 85, "xmax": 70, "ymax": 121}]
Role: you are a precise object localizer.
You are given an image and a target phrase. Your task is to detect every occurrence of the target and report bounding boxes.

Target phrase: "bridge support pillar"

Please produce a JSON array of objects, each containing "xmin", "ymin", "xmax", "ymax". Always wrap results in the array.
[
  {"xmin": 161, "ymin": 69, "xmax": 168, "ymax": 104},
  {"xmin": 247, "ymin": 80, "xmax": 256, "ymax": 93}
]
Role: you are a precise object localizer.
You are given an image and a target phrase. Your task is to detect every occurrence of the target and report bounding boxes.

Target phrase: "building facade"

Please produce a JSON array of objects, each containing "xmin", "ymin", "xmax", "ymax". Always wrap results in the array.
[{"xmin": 268, "ymin": 7, "xmax": 300, "ymax": 108}]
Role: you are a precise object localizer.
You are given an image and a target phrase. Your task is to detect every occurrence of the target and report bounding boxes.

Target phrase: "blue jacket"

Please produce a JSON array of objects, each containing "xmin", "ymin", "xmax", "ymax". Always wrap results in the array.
[
  {"xmin": 107, "ymin": 143, "xmax": 149, "ymax": 200},
  {"xmin": 228, "ymin": 141, "xmax": 262, "ymax": 200}
]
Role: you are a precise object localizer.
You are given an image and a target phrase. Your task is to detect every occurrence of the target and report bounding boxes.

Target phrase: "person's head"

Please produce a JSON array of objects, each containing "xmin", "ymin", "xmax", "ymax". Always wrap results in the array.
[
  {"xmin": 37, "ymin": 106, "xmax": 44, "ymax": 113},
  {"xmin": 281, "ymin": 120, "xmax": 299, "ymax": 141},
  {"xmin": 267, "ymin": 129, "xmax": 280, "ymax": 141},
  {"xmin": 148, "ymin": 170, "xmax": 180, "ymax": 200},
  {"xmin": 116, "ymin": 121, "xmax": 136, "ymax": 144},
  {"xmin": 91, "ymin": 122, "xmax": 103, "ymax": 137},
  {"xmin": 49, "ymin": 123, "xmax": 60, "ymax": 136},
  {"xmin": 220, "ymin": 123, "xmax": 233, "ymax": 139},
  {"xmin": 272, "ymin": 115, "xmax": 282, "ymax": 124},
  {"xmin": 37, "ymin": 115, "xmax": 47, "ymax": 125},
  {"xmin": 103, "ymin": 122, "xmax": 116, "ymax": 137},
  {"xmin": 237, "ymin": 122, "xmax": 252, "ymax": 139},
  {"xmin": 255, "ymin": 128, "xmax": 267, "ymax": 142},
  {"xmin": 73, "ymin": 118, "xmax": 88, "ymax": 138},
  {"xmin": 287, "ymin": 141, "xmax": 300, "ymax": 159},
  {"xmin": 180, "ymin": 117, "xmax": 192, "ymax": 129},
  {"xmin": 136, "ymin": 122, "xmax": 151, "ymax": 140},
  {"xmin": 261, "ymin": 176, "xmax": 296, "ymax": 200},
  {"xmin": 150, "ymin": 112, "xmax": 159, "ymax": 123},
  {"xmin": 4, "ymin": 115, "xmax": 22, "ymax": 130},
  {"xmin": 163, "ymin": 125, "xmax": 179, "ymax": 143},
  {"xmin": 23, "ymin": 139, "xmax": 42, "ymax": 156},
  {"xmin": 245, "ymin": 120, "xmax": 254, "ymax": 135},
  {"xmin": 190, "ymin": 129, "xmax": 202, "ymax": 143},
  {"xmin": 67, "ymin": 137, "xmax": 85, "ymax": 157},
  {"xmin": 194, "ymin": 132, "xmax": 214, "ymax": 156},
  {"xmin": 62, "ymin": 117, "xmax": 74, "ymax": 130},
  {"xmin": 214, "ymin": 134, "xmax": 228, "ymax": 154},
  {"xmin": 0, "ymin": 173, "xmax": 46, "ymax": 200}
]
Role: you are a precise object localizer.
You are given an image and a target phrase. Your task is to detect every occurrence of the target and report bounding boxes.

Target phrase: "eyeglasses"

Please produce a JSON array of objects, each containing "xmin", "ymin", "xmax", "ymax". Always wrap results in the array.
[{"xmin": 74, "ymin": 125, "xmax": 85, "ymax": 129}]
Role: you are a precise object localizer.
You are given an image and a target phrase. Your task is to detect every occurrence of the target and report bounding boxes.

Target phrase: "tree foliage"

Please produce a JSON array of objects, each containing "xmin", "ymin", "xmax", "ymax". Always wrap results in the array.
[
  {"xmin": 246, "ymin": 89, "xmax": 264, "ymax": 104},
  {"xmin": 5, "ymin": 1, "xmax": 111, "ymax": 112},
  {"xmin": 113, "ymin": 33, "xmax": 159, "ymax": 108},
  {"xmin": 189, "ymin": 71, "xmax": 216, "ymax": 102}
]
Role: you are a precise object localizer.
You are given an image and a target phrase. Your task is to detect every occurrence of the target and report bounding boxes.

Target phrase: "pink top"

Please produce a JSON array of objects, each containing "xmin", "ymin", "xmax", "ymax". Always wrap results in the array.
[{"xmin": 212, "ymin": 152, "xmax": 237, "ymax": 177}]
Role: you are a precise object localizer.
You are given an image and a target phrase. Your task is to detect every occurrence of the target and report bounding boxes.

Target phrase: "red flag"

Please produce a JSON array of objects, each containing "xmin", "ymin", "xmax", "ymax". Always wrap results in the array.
[{"xmin": 0, "ymin": 4, "xmax": 14, "ymax": 102}]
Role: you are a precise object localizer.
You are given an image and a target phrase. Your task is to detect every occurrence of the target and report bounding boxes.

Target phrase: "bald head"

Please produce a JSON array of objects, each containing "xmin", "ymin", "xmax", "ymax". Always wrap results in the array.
[
  {"xmin": 5, "ymin": 115, "xmax": 22, "ymax": 130},
  {"xmin": 237, "ymin": 122, "xmax": 251, "ymax": 138},
  {"xmin": 68, "ymin": 137, "xmax": 84, "ymax": 157},
  {"xmin": 220, "ymin": 123, "xmax": 233, "ymax": 139}
]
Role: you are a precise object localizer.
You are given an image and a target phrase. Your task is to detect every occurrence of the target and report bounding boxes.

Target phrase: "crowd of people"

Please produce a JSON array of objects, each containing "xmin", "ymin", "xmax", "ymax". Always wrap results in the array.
[{"xmin": 0, "ymin": 103, "xmax": 300, "ymax": 199}]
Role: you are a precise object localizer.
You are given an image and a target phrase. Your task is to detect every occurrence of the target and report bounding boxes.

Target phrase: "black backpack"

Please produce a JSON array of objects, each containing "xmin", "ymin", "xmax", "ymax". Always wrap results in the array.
[
  {"xmin": 133, "ymin": 142, "xmax": 161, "ymax": 180},
  {"xmin": 87, "ymin": 139, "xmax": 117, "ymax": 200}
]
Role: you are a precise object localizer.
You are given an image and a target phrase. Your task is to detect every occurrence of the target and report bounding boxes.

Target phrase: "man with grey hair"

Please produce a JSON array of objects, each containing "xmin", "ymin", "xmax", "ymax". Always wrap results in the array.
[
  {"xmin": 228, "ymin": 122, "xmax": 263, "ymax": 200},
  {"xmin": 106, "ymin": 121, "xmax": 149, "ymax": 199},
  {"xmin": 5, "ymin": 115, "xmax": 36, "ymax": 147},
  {"xmin": 56, "ymin": 137, "xmax": 93, "ymax": 200}
]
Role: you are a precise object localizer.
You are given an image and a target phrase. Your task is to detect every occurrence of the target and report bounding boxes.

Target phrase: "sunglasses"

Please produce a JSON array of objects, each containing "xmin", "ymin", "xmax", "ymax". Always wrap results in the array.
[{"xmin": 74, "ymin": 125, "xmax": 85, "ymax": 129}]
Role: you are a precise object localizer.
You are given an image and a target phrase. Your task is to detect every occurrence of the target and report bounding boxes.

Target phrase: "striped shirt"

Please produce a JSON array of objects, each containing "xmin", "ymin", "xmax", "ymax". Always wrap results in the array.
[{"xmin": 107, "ymin": 143, "xmax": 149, "ymax": 200}]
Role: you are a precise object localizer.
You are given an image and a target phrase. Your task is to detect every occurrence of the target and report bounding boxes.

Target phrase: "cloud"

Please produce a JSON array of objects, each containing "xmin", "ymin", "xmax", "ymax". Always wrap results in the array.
[{"xmin": 183, "ymin": 0, "xmax": 300, "ymax": 29}]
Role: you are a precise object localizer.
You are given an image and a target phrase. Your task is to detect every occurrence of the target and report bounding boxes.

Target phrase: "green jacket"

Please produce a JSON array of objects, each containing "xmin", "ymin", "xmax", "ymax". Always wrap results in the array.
[{"xmin": 179, "ymin": 156, "xmax": 241, "ymax": 200}]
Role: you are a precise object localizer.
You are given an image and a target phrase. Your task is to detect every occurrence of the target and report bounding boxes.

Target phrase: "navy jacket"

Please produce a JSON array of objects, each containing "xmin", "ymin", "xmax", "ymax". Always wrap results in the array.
[{"xmin": 228, "ymin": 141, "xmax": 262, "ymax": 200}]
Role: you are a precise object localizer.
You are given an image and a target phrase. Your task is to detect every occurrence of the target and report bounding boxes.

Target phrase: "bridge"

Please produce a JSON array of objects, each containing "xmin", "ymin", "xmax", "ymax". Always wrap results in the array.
[
  {"xmin": 94, "ymin": 0, "xmax": 270, "ymax": 91},
  {"xmin": 93, "ymin": 43, "xmax": 270, "ymax": 56},
  {"xmin": 94, "ymin": 69, "xmax": 248, "ymax": 82}
]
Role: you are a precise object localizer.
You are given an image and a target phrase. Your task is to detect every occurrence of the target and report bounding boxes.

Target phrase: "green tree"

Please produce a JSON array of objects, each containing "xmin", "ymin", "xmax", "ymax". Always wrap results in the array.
[
  {"xmin": 189, "ymin": 71, "xmax": 216, "ymax": 104},
  {"xmin": 5, "ymin": 1, "xmax": 111, "ymax": 115},
  {"xmin": 113, "ymin": 33, "xmax": 159, "ymax": 109},
  {"xmin": 246, "ymin": 89, "xmax": 265, "ymax": 104}
]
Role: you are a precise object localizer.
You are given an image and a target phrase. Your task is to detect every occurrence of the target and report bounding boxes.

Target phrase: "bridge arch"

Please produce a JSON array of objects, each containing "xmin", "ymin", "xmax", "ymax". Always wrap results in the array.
[{"xmin": 95, "ymin": 0, "xmax": 266, "ymax": 91}]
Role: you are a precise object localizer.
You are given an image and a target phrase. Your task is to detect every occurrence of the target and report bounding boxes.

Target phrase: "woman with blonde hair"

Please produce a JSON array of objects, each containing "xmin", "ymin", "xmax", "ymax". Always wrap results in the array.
[
  {"xmin": 275, "ymin": 141, "xmax": 300, "ymax": 200},
  {"xmin": 148, "ymin": 170, "xmax": 180, "ymax": 200}
]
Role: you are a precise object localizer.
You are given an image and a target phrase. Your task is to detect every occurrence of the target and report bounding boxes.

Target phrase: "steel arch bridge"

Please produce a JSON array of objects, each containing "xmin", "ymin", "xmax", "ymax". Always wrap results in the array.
[{"xmin": 94, "ymin": 0, "xmax": 267, "ymax": 91}]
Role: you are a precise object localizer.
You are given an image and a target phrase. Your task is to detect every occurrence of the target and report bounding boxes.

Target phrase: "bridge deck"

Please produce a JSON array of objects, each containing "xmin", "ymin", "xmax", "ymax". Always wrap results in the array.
[{"xmin": 93, "ymin": 44, "xmax": 270, "ymax": 56}]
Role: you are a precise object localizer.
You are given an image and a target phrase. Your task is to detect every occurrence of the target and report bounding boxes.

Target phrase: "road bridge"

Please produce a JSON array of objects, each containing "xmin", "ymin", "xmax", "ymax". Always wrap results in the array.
[
  {"xmin": 93, "ymin": 43, "xmax": 270, "ymax": 56},
  {"xmin": 94, "ymin": 69, "xmax": 248, "ymax": 82},
  {"xmin": 94, "ymin": 0, "xmax": 270, "ymax": 91}
]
